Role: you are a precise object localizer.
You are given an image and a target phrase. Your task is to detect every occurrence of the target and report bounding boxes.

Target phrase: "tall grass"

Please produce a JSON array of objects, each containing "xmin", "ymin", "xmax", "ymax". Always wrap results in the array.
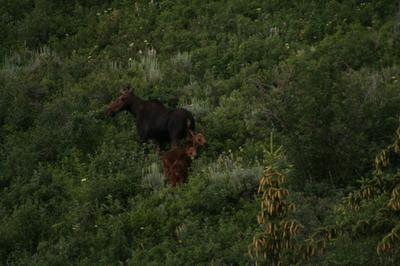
[
  {"xmin": 140, "ymin": 48, "xmax": 162, "ymax": 83},
  {"xmin": 141, "ymin": 153, "xmax": 165, "ymax": 191},
  {"xmin": 171, "ymin": 51, "xmax": 191, "ymax": 70},
  {"xmin": 2, "ymin": 46, "xmax": 57, "ymax": 75},
  {"xmin": 203, "ymin": 152, "xmax": 262, "ymax": 193}
]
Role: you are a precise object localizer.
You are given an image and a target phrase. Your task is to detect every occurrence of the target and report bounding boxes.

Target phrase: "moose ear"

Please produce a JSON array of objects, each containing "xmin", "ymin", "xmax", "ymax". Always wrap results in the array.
[
  {"xmin": 198, "ymin": 135, "xmax": 206, "ymax": 145},
  {"xmin": 120, "ymin": 85, "xmax": 131, "ymax": 94}
]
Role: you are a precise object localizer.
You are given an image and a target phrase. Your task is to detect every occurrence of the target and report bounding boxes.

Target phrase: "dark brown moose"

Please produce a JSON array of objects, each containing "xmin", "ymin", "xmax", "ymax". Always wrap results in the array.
[
  {"xmin": 106, "ymin": 86, "xmax": 195, "ymax": 148},
  {"xmin": 162, "ymin": 131, "xmax": 206, "ymax": 187}
]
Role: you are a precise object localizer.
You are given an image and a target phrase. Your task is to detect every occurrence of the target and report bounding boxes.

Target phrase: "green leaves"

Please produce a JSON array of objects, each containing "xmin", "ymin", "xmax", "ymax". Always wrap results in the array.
[{"xmin": 1, "ymin": 0, "xmax": 399, "ymax": 264}]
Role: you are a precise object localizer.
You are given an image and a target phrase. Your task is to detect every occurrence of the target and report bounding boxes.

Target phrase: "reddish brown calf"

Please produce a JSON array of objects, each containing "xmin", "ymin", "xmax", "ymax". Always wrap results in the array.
[{"xmin": 162, "ymin": 131, "xmax": 206, "ymax": 187}]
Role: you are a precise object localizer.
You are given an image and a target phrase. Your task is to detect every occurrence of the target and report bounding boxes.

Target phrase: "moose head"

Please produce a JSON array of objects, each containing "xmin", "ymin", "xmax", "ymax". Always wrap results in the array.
[
  {"xmin": 106, "ymin": 86, "xmax": 135, "ymax": 117},
  {"xmin": 189, "ymin": 130, "xmax": 206, "ymax": 148}
]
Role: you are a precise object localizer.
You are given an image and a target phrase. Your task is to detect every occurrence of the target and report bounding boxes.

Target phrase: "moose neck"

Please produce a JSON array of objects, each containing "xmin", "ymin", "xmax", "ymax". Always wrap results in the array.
[{"xmin": 127, "ymin": 94, "xmax": 143, "ymax": 116}]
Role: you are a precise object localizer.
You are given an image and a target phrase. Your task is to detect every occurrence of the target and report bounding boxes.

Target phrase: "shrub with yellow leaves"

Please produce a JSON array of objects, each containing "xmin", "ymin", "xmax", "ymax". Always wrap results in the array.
[{"xmin": 249, "ymin": 135, "xmax": 302, "ymax": 265}]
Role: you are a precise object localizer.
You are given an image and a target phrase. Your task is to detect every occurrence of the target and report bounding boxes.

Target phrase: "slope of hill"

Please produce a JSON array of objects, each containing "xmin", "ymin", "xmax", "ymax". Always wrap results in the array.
[{"xmin": 1, "ymin": 0, "xmax": 399, "ymax": 264}]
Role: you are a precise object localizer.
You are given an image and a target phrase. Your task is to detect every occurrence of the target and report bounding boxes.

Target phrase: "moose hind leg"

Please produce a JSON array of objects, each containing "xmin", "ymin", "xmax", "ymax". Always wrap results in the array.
[{"xmin": 169, "ymin": 126, "xmax": 186, "ymax": 148}]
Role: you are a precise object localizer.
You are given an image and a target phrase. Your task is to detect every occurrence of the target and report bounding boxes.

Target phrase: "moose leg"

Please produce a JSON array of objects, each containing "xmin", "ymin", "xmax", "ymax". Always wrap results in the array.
[
  {"xmin": 138, "ymin": 128, "xmax": 148, "ymax": 144},
  {"xmin": 168, "ymin": 120, "xmax": 186, "ymax": 148},
  {"xmin": 169, "ymin": 129, "xmax": 183, "ymax": 149},
  {"xmin": 155, "ymin": 144, "xmax": 161, "ymax": 155},
  {"xmin": 171, "ymin": 171, "xmax": 178, "ymax": 187},
  {"xmin": 138, "ymin": 130, "xmax": 151, "ymax": 160}
]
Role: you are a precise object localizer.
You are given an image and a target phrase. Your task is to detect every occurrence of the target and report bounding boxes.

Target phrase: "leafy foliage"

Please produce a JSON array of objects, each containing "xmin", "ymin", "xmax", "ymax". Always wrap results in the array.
[
  {"xmin": 249, "ymin": 138, "xmax": 301, "ymax": 265},
  {"xmin": 1, "ymin": 0, "xmax": 400, "ymax": 264}
]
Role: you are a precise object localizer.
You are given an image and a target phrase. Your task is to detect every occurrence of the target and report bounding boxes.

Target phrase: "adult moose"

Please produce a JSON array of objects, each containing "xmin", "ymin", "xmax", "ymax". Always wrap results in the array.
[{"xmin": 106, "ymin": 86, "xmax": 195, "ymax": 148}]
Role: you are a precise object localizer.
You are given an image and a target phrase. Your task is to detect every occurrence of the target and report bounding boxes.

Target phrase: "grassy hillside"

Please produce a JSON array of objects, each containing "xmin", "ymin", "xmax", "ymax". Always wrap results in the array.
[{"xmin": 1, "ymin": 0, "xmax": 400, "ymax": 264}]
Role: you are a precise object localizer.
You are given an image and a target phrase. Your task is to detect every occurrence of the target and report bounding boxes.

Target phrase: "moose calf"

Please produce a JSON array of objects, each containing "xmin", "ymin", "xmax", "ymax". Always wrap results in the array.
[{"xmin": 162, "ymin": 131, "xmax": 206, "ymax": 187}]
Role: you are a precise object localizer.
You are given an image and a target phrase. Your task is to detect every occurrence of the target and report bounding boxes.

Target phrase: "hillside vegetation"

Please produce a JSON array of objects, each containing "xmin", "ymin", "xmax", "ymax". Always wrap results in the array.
[{"xmin": 1, "ymin": 0, "xmax": 400, "ymax": 264}]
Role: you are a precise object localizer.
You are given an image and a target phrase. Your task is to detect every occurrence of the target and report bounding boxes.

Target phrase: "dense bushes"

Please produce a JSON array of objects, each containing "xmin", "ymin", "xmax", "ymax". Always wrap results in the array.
[{"xmin": 1, "ymin": 0, "xmax": 400, "ymax": 264}]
